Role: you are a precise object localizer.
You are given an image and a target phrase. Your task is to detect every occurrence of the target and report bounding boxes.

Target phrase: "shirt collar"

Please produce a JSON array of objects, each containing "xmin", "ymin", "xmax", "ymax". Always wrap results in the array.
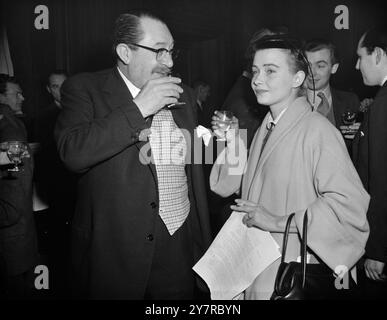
[
  {"xmin": 117, "ymin": 67, "xmax": 141, "ymax": 98},
  {"xmin": 267, "ymin": 106, "xmax": 289, "ymax": 129},
  {"xmin": 307, "ymin": 85, "xmax": 332, "ymax": 110},
  {"xmin": 382, "ymin": 75, "xmax": 387, "ymax": 86}
]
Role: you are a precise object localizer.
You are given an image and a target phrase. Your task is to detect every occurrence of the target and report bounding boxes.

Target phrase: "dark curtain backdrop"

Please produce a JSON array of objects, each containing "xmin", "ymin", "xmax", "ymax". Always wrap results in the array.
[{"xmin": 1, "ymin": 0, "xmax": 386, "ymax": 141}]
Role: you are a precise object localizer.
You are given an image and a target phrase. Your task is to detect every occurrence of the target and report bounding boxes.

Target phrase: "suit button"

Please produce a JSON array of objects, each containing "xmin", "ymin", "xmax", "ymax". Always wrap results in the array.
[
  {"xmin": 150, "ymin": 202, "xmax": 157, "ymax": 209},
  {"xmin": 146, "ymin": 234, "xmax": 154, "ymax": 241}
]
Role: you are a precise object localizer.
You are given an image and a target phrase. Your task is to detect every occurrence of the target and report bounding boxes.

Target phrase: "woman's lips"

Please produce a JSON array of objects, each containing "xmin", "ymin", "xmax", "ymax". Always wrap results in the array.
[{"xmin": 255, "ymin": 89, "xmax": 268, "ymax": 95}]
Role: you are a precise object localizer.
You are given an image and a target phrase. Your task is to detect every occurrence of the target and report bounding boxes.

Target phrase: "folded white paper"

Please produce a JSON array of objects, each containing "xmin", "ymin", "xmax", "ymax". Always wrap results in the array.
[
  {"xmin": 196, "ymin": 125, "xmax": 213, "ymax": 146},
  {"xmin": 193, "ymin": 211, "xmax": 281, "ymax": 300}
]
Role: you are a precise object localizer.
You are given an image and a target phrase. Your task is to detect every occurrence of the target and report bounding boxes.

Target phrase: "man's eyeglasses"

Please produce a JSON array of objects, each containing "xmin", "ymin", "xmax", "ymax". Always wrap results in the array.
[{"xmin": 129, "ymin": 43, "xmax": 179, "ymax": 61}]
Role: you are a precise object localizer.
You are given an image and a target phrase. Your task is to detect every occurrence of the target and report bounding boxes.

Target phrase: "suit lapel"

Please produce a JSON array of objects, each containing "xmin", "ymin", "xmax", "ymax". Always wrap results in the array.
[
  {"xmin": 241, "ymin": 116, "xmax": 268, "ymax": 196},
  {"xmin": 102, "ymin": 68, "xmax": 158, "ymax": 182},
  {"xmin": 331, "ymin": 89, "xmax": 343, "ymax": 126}
]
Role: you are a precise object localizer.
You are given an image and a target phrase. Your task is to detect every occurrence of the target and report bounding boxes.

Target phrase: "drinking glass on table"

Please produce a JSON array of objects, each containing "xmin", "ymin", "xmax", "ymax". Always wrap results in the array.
[{"xmin": 215, "ymin": 110, "xmax": 234, "ymax": 141}]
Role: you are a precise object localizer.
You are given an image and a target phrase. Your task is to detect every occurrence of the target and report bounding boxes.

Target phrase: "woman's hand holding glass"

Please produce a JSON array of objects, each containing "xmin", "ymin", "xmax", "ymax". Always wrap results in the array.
[{"xmin": 211, "ymin": 110, "xmax": 239, "ymax": 142}]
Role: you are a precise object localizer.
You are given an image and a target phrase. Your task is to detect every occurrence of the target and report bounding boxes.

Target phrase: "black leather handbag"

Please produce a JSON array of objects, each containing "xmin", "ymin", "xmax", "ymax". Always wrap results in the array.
[{"xmin": 270, "ymin": 211, "xmax": 358, "ymax": 300}]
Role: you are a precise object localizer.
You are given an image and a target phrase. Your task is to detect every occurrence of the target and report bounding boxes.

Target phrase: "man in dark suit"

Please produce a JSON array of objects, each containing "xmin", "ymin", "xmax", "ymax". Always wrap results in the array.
[
  {"xmin": 0, "ymin": 74, "xmax": 39, "ymax": 299},
  {"xmin": 305, "ymin": 39, "xmax": 361, "ymax": 151},
  {"xmin": 35, "ymin": 70, "xmax": 76, "ymax": 298},
  {"xmin": 352, "ymin": 26, "xmax": 387, "ymax": 299},
  {"xmin": 55, "ymin": 11, "xmax": 212, "ymax": 299},
  {"xmin": 193, "ymin": 80, "xmax": 211, "ymax": 128}
]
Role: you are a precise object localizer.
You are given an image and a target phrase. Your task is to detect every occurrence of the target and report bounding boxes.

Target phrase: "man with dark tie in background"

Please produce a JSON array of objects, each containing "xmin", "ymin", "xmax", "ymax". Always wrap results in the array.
[
  {"xmin": 305, "ymin": 39, "xmax": 361, "ymax": 151},
  {"xmin": 353, "ymin": 25, "xmax": 387, "ymax": 299},
  {"xmin": 55, "ymin": 11, "xmax": 211, "ymax": 299}
]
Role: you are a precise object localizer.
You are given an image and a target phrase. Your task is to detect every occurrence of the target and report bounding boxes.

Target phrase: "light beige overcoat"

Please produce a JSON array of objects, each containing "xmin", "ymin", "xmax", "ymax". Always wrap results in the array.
[{"xmin": 210, "ymin": 97, "xmax": 370, "ymax": 299}]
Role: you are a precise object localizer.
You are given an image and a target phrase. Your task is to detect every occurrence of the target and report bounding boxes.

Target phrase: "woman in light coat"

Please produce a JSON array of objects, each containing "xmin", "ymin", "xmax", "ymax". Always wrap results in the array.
[{"xmin": 210, "ymin": 34, "xmax": 370, "ymax": 299}]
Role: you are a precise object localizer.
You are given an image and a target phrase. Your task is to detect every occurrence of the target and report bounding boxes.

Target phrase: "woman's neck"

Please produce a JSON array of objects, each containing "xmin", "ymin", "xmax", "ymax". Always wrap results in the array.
[{"xmin": 269, "ymin": 94, "xmax": 298, "ymax": 120}]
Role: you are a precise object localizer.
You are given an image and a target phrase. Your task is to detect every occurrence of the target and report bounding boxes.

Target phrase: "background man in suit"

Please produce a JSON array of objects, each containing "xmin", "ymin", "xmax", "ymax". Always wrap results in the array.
[
  {"xmin": 0, "ymin": 74, "xmax": 39, "ymax": 299},
  {"xmin": 55, "ymin": 11, "xmax": 212, "ymax": 299},
  {"xmin": 193, "ymin": 80, "xmax": 211, "ymax": 127},
  {"xmin": 35, "ymin": 70, "xmax": 75, "ymax": 298},
  {"xmin": 305, "ymin": 39, "xmax": 361, "ymax": 151},
  {"xmin": 353, "ymin": 25, "xmax": 387, "ymax": 298}
]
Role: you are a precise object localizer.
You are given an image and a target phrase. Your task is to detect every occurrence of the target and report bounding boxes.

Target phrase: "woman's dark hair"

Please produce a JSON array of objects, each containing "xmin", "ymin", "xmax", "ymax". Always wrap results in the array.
[{"xmin": 250, "ymin": 34, "xmax": 309, "ymax": 77}]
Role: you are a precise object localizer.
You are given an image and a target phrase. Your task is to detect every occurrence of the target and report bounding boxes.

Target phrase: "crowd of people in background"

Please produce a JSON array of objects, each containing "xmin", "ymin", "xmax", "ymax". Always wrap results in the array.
[{"xmin": 0, "ymin": 9, "xmax": 386, "ymax": 300}]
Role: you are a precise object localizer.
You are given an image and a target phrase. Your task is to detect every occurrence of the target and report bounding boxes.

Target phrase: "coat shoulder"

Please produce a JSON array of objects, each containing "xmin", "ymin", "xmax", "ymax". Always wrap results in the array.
[
  {"xmin": 332, "ymin": 88, "xmax": 360, "ymax": 104},
  {"xmin": 63, "ymin": 68, "xmax": 113, "ymax": 90}
]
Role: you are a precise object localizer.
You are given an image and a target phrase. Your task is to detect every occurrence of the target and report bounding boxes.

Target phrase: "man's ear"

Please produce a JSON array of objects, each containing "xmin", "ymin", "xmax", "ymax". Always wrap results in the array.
[
  {"xmin": 331, "ymin": 63, "xmax": 339, "ymax": 74},
  {"xmin": 46, "ymin": 85, "xmax": 51, "ymax": 94},
  {"xmin": 293, "ymin": 71, "xmax": 306, "ymax": 88},
  {"xmin": 374, "ymin": 47, "xmax": 385, "ymax": 65},
  {"xmin": 116, "ymin": 43, "xmax": 132, "ymax": 65}
]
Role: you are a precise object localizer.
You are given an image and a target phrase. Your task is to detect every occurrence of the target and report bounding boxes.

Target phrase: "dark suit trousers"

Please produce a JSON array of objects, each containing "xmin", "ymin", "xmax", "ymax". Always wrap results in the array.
[
  {"xmin": 357, "ymin": 261, "xmax": 387, "ymax": 299},
  {"xmin": 144, "ymin": 214, "xmax": 195, "ymax": 300}
]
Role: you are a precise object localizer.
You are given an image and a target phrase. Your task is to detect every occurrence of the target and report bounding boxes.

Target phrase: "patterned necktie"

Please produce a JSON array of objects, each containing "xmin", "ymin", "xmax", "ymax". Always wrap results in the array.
[
  {"xmin": 259, "ymin": 122, "xmax": 275, "ymax": 159},
  {"xmin": 316, "ymin": 92, "xmax": 330, "ymax": 116},
  {"xmin": 148, "ymin": 109, "xmax": 190, "ymax": 235}
]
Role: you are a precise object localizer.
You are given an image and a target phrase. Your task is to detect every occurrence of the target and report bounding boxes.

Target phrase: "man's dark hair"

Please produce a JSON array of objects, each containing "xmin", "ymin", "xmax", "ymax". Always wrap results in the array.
[
  {"xmin": 112, "ymin": 10, "xmax": 165, "ymax": 56},
  {"xmin": 47, "ymin": 69, "xmax": 68, "ymax": 85},
  {"xmin": 304, "ymin": 39, "xmax": 339, "ymax": 65},
  {"xmin": 360, "ymin": 25, "xmax": 387, "ymax": 55},
  {"xmin": 192, "ymin": 80, "xmax": 209, "ymax": 90},
  {"xmin": 0, "ymin": 73, "xmax": 18, "ymax": 95}
]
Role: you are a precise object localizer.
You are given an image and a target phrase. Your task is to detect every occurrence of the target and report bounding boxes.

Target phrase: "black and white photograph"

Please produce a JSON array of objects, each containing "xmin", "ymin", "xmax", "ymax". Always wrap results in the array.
[{"xmin": 0, "ymin": 0, "xmax": 386, "ymax": 308}]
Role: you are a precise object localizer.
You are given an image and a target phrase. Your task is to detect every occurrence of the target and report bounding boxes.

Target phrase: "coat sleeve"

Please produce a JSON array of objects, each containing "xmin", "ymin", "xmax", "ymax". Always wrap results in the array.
[
  {"xmin": 0, "ymin": 178, "xmax": 22, "ymax": 227},
  {"xmin": 294, "ymin": 123, "xmax": 370, "ymax": 271},
  {"xmin": 365, "ymin": 95, "xmax": 387, "ymax": 262},
  {"xmin": 209, "ymin": 135, "xmax": 247, "ymax": 197},
  {"xmin": 55, "ymin": 75, "xmax": 149, "ymax": 173}
]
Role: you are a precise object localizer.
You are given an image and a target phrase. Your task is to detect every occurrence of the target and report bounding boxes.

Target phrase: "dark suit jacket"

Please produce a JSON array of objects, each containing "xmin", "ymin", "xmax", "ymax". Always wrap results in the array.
[
  {"xmin": 55, "ymin": 68, "xmax": 212, "ymax": 299},
  {"xmin": 330, "ymin": 88, "xmax": 360, "ymax": 153},
  {"xmin": 331, "ymin": 88, "xmax": 360, "ymax": 128},
  {"xmin": 0, "ymin": 104, "xmax": 39, "ymax": 276},
  {"xmin": 35, "ymin": 102, "xmax": 76, "ymax": 223},
  {"xmin": 223, "ymin": 74, "xmax": 268, "ymax": 147},
  {"xmin": 353, "ymin": 82, "xmax": 387, "ymax": 263},
  {"xmin": 195, "ymin": 102, "xmax": 213, "ymax": 128}
]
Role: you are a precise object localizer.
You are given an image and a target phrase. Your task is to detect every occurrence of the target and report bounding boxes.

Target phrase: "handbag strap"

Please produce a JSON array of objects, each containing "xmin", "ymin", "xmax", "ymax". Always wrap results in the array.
[
  {"xmin": 280, "ymin": 211, "xmax": 308, "ymax": 288},
  {"xmin": 301, "ymin": 210, "xmax": 308, "ymax": 288},
  {"xmin": 280, "ymin": 213, "xmax": 295, "ymax": 264}
]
